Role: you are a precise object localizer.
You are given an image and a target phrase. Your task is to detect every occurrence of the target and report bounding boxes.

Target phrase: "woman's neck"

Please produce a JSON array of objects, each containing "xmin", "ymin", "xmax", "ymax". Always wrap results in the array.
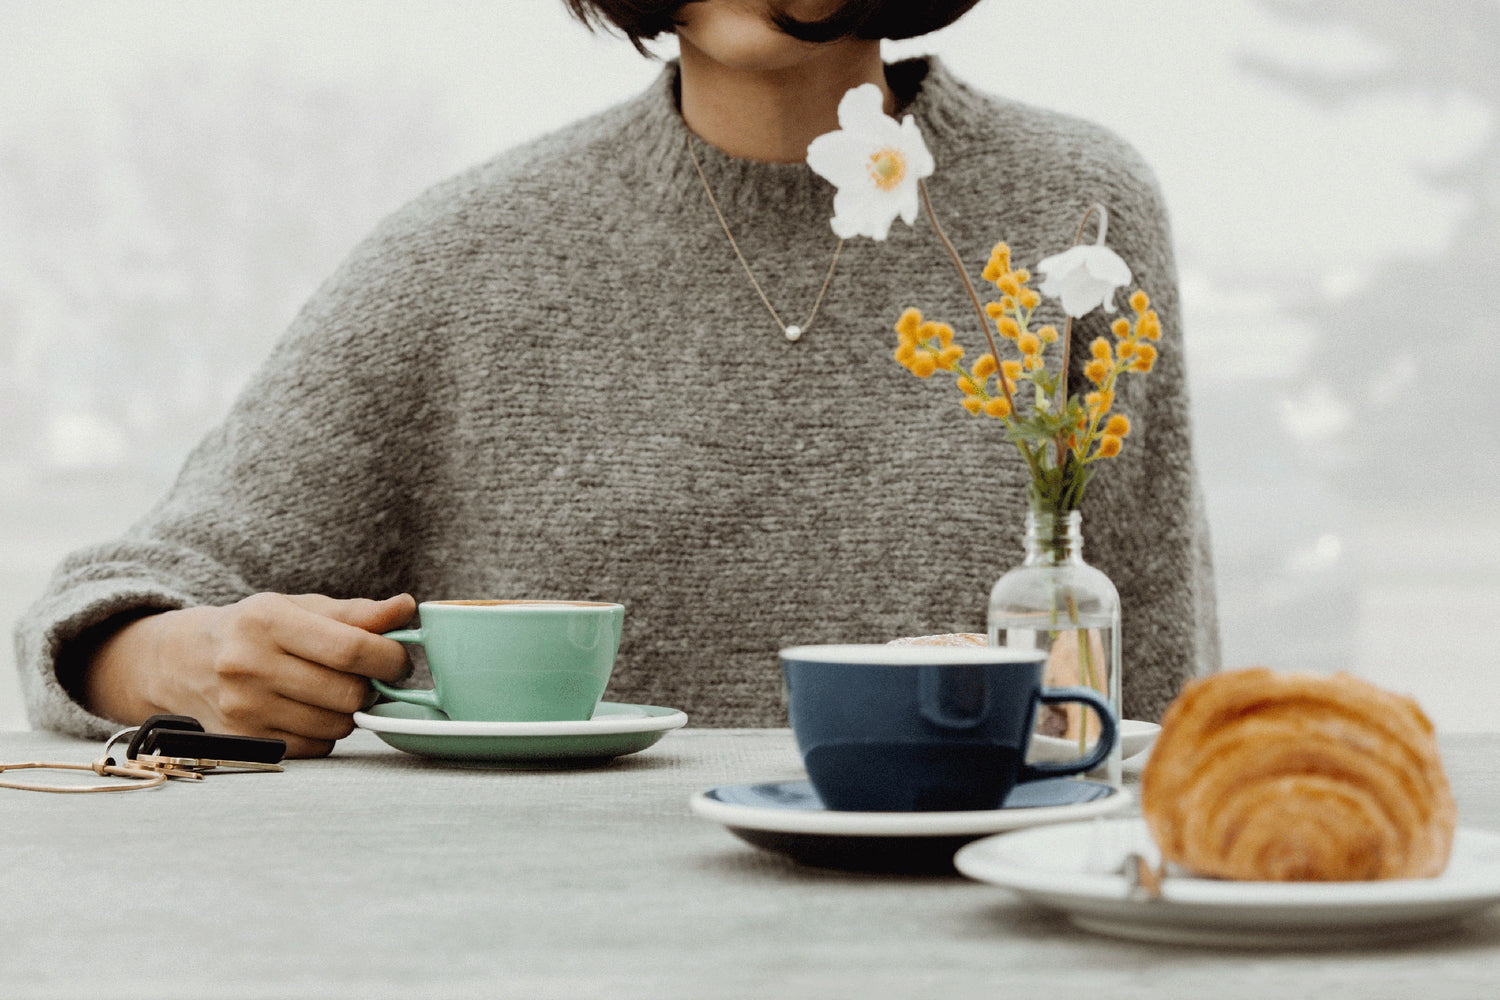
[{"xmin": 677, "ymin": 38, "xmax": 893, "ymax": 163}]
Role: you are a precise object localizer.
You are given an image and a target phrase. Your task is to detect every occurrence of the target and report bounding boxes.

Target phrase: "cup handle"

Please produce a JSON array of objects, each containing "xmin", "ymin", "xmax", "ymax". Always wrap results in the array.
[
  {"xmin": 1018, "ymin": 686, "xmax": 1118, "ymax": 780},
  {"xmin": 369, "ymin": 628, "xmax": 441, "ymax": 711}
]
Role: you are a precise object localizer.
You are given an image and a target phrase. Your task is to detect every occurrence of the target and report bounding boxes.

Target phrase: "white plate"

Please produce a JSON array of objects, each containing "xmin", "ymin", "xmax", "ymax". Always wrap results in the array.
[
  {"xmin": 954, "ymin": 817, "xmax": 1500, "ymax": 947},
  {"xmin": 1025, "ymin": 719, "xmax": 1160, "ymax": 764}
]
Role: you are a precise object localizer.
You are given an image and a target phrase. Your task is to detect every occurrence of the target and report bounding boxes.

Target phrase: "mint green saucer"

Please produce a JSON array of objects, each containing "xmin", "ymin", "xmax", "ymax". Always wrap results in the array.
[{"xmin": 352, "ymin": 701, "xmax": 687, "ymax": 768}]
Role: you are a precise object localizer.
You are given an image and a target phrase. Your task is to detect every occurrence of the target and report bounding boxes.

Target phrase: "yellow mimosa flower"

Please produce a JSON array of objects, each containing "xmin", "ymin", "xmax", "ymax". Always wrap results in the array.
[
  {"xmin": 984, "ymin": 301, "xmax": 1005, "ymax": 320},
  {"xmin": 917, "ymin": 321, "xmax": 941, "ymax": 343},
  {"xmin": 1118, "ymin": 340, "xmax": 1139, "ymax": 360},
  {"xmin": 972, "ymin": 353, "xmax": 997, "ymax": 378},
  {"xmin": 1085, "ymin": 358, "xmax": 1110, "ymax": 385},
  {"xmin": 935, "ymin": 323, "xmax": 954, "ymax": 347},
  {"xmin": 984, "ymin": 397, "xmax": 1012, "ymax": 418},
  {"xmin": 1139, "ymin": 310, "xmax": 1162, "ymax": 340},
  {"xmin": 1024, "ymin": 353, "xmax": 1044, "ymax": 371},
  {"xmin": 1013, "ymin": 268, "xmax": 1031, "ymax": 284},
  {"xmin": 1000, "ymin": 294, "xmax": 1017, "ymax": 312},
  {"xmin": 961, "ymin": 396, "xmax": 983, "ymax": 415},
  {"xmin": 1038, "ymin": 325, "xmax": 1059, "ymax": 344},
  {"xmin": 982, "ymin": 260, "xmax": 1004, "ymax": 283},
  {"xmin": 997, "ymin": 274, "xmax": 1022, "ymax": 297},
  {"xmin": 896, "ymin": 308, "xmax": 923, "ymax": 338},
  {"xmin": 895, "ymin": 342, "xmax": 916, "ymax": 365},
  {"xmin": 1104, "ymin": 414, "xmax": 1131, "ymax": 437},
  {"xmin": 911, "ymin": 351, "xmax": 938, "ymax": 377},
  {"xmin": 1017, "ymin": 331, "xmax": 1041, "ymax": 356},
  {"xmin": 997, "ymin": 317, "xmax": 1021, "ymax": 340},
  {"xmin": 937, "ymin": 344, "xmax": 964, "ymax": 369},
  {"xmin": 1130, "ymin": 289, "xmax": 1150, "ymax": 314},
  {"xmin": 1090, "ymin": 337, "xmax": 1112, "ymax": 361},
  {"xmin": 1111, "ymin": 317, "xmax": 1131, "ymax": 339},
  {"xmin": 1018, "ymin": 288, "xmax": 1041, "ymax": 311},
  {"xmin": 991, "ymin": 242, "xmax": 1011, "ymax": 272},
  {"xmin": 957, "ymin": 374, "xmax": 980, "ymax": 395},
  {"xmin": 1001, "ymin": 359, "xmax": 1023, "ymax": 381},
  {"xmin": 1097, "ymin": 434, "xmax": 1123, "ymax": 458},
  {"xmin": 1133, "ymin": 343, "xmax": 1157, "ymax": 371}
]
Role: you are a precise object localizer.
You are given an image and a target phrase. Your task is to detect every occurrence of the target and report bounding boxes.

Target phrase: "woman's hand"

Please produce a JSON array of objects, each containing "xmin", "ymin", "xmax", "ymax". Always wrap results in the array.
[{"xmin": 82, "ymin": 593, "xmax": 417, "ymax": 758}]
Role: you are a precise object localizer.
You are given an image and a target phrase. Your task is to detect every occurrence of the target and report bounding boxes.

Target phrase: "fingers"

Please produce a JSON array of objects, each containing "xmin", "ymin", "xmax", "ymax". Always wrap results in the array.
[
  {"xmin": 246, "ymin": 594, "xmax": 412, "ymax": 683},
  {"xmin": 211, "ymin": 688, "xmax": 356, "ymax": 756},
  {"xmin": 250, "ymin": 725, "xmax": 336, "ymax": 760},
  {"xmin": 287, "ymin": 593, "xmax": 416, "ymax": 633},
  {"xmin": 264, "ymin": 652, "xmax": 373, "ymax": 715},
  {"xmin": 261, "ymin": 695, "xmax": 357, "ymax": 743},
  {"xmin": 278, "ymin": 735, "xmax": 337, "ymax": 760}
]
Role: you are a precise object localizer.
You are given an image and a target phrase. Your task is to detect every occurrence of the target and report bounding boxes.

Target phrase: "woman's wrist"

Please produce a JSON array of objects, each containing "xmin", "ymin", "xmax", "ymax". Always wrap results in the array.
[{"xmin": 78, "ymin": 609, "xmax": 178, "ymax": 725}]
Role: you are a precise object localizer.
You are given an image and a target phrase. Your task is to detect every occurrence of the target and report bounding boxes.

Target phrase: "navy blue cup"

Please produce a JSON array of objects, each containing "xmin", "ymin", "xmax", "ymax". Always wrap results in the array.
[{"xmin": 780, "ymin": 644, "xmax": 1117, "ymax": 812}]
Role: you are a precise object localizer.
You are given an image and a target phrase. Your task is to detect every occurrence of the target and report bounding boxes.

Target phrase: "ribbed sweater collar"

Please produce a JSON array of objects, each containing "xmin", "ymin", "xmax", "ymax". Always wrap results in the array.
[{"xmin": 621, "ymin": 55, "xmax": 993, "ymax": 214}]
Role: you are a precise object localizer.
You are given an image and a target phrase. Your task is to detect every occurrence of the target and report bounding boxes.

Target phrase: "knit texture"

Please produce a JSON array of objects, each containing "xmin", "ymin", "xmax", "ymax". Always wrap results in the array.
[{"xmin": 15, "ymin": 58, "xmax": 1219, "ymax": 735}]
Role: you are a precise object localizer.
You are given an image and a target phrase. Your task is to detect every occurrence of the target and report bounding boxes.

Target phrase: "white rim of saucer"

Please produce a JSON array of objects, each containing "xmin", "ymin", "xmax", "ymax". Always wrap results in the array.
[
  {"xmin": 689, "ymin": 781, "xmax": 1132, "ymax": 837},
  {"xmin": 1029, "ymin": 719, "xmax": 1161, "ymax": 759},
  {"xmin": 352, "ymin": 702, "xmax": 687, "ymax": 737}
]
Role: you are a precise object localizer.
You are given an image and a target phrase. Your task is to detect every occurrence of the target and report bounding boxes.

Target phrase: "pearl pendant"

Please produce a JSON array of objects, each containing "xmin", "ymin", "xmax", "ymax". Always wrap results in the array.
[{"xmin": 784, "ymin": 324, "xmax": 803, "ymax": 342}]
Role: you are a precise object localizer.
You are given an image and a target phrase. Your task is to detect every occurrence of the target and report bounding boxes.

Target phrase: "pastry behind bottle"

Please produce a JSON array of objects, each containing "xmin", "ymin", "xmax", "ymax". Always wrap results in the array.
[
  {"xmin": 886, "ymin": 632, "xmax": 986, "ymax": 648},
  {"xmin": 1141, "ymin": 667, "xmax": 1456, "ymax": 881}
]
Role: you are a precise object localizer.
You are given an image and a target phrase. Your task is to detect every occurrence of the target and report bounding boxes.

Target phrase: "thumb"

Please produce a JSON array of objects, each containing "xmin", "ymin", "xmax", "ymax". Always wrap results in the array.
[{"xmin": 291, "ymin": 593, "xmax": 417, "ymax": 633}]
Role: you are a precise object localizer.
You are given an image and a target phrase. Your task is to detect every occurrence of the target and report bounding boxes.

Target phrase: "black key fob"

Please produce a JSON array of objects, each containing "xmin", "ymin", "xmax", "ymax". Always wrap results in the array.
[
  {"xmin": 126, "ymin": 714, "xmax": 286, "ymax": 765},
  {"xmin": 126, "ymin": 714, "xmax": 203, "ymax": 760},
  {"xmin": 138, "ymin": 729, "xmax": 287, "ymax": 765}
]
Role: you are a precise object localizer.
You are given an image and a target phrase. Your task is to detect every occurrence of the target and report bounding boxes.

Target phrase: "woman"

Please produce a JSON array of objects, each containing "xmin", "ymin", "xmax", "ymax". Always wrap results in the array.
[{"xmin": 16, "ymin": 0, "xmax": 1218, "ymax": 756}]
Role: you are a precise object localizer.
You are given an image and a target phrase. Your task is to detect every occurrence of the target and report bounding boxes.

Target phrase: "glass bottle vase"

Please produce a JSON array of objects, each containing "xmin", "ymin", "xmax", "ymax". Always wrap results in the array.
[{"xmin": 988, "ymin": 508, "xmax": 1122, "ymax": 786}]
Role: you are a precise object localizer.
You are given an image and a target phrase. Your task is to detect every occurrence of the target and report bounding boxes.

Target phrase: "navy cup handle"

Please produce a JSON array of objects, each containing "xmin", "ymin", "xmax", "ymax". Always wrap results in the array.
[{"xmin": 1018, "ymin": 686, "xmax": 1117, "ymax": 781}]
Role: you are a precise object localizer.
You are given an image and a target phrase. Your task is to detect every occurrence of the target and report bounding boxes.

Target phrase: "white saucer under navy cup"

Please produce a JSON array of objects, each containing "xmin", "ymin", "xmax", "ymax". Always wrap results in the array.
[{"xmin": 780, "ymin": 644, "xmax": 1118, "ymax": 812}]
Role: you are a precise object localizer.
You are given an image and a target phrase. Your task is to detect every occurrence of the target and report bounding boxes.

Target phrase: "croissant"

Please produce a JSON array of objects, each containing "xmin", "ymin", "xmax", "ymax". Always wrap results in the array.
[{"xmin": 1141, "ymin": 667, "xmax": 1456, "ymax": 881}]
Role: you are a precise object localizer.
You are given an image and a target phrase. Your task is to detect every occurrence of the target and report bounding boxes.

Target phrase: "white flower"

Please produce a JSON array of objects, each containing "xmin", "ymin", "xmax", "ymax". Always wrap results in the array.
[
  {"xmin": 1034, "ymin": 243, "xmax": 1133, "ymax": 318},
  {"xmin": 806, "ymin": 83, "xmax": 934, "ymax": 241}
]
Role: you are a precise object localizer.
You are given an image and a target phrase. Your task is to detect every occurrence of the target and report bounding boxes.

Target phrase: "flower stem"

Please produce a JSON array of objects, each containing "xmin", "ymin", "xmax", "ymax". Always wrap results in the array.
[
  {"xmin": 918, "ymin": 180, "xmax": 1017, "ymax": 418},
  {"xmin": 1075, "ymin": 203, "xmax": 1107, "ymax": 247},
  {"xmin": 1056, "ymin": 315, "xmax": 1073, "ymax": 468},
  {"xmin": 1055, "ymin": 203, "xmax": 1104, "ymax": 470}
]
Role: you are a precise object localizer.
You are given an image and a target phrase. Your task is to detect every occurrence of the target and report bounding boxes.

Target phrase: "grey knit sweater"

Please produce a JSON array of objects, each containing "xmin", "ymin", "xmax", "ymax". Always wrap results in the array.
[{"xmin": 16, "ymin": 58, "xmax": 1219, "ymax": 736}]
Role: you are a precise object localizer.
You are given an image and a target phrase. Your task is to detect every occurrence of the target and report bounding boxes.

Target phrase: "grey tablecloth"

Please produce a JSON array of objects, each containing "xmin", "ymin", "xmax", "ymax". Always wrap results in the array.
[{"xmin": 2, "ymin": 727, "xmax": 1498, "ymax": 999}]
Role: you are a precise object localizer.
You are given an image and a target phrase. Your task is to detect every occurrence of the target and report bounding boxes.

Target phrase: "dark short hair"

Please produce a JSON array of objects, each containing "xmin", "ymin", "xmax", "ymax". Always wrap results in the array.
[{"xmin": 565, "ymin": 1, "xmax": 984, "ymax": 52}]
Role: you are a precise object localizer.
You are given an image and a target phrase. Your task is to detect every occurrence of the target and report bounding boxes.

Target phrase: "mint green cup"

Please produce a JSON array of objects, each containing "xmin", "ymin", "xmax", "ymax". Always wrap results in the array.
[{"xmin": 370, "ymin": 600, "xmax": 624, "ymax": 722}]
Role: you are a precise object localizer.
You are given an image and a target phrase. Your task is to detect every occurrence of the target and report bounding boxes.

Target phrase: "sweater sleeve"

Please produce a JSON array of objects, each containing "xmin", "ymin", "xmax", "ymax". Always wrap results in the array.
[
  {"xmin": 12, "ymin": 207, "xmax": 439, "ymax": 738},
  {"xmin": 1068, "ymin": 136, "xmax": 1222, "ymax": 720}
]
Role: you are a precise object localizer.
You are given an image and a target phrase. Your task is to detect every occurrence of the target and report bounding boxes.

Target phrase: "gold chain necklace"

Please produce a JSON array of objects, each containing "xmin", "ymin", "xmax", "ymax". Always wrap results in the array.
[{"xmin": 687, "ymin": 136, "xmax": 844, "ymax": 343}]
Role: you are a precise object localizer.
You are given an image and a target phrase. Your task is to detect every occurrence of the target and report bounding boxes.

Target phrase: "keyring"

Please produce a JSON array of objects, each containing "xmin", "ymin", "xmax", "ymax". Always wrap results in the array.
[
  {"xmin": 0, "ymin": 758, "xmax": 166, "ymax": 793},
  {"xmin": 103, "ymin": 726, "xmax": 141, "ymax": 761}
]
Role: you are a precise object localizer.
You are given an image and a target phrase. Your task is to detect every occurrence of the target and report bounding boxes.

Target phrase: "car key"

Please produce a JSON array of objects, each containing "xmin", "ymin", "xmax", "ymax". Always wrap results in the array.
[{"xmin": 123, "ymin": 714, "xmax": 286, "ymax": 776}]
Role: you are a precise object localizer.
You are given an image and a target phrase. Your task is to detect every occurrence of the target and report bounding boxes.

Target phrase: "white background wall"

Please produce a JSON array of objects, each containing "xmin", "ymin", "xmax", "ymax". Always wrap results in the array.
[{"xmin": 3, "ymin": 0, "xmax": 1496, "ymax": 730}]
